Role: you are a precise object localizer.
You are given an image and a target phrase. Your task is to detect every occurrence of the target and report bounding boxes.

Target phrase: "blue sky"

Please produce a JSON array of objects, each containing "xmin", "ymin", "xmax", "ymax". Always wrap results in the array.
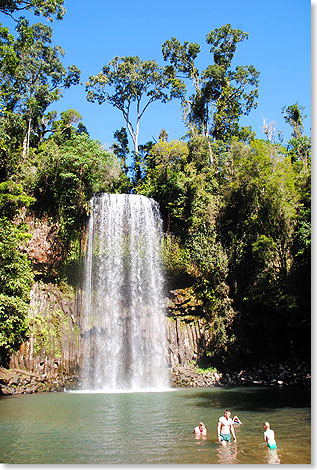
[{"xmin": 2, "ymin": 0, "xmax": 311, "ymax": 150}]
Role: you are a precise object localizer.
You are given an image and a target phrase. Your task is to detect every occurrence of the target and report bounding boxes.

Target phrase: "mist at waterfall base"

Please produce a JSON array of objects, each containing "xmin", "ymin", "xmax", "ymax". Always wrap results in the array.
[{"xmin": 79, "ymin": 194, "xmax": 170, "ymax": 393}]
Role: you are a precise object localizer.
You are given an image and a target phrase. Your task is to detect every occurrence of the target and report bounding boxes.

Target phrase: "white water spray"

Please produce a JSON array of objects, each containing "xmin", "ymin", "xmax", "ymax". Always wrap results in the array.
[{"xmin": 80, "ymin": 194, "xmax": 169, "ymax": 391}]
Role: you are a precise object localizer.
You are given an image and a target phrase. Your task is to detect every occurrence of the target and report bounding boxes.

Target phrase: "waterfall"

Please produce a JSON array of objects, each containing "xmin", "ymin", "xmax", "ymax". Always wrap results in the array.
[{"xmin": 80, "ymin": 193, "xmax": 169, "ymax": 391}]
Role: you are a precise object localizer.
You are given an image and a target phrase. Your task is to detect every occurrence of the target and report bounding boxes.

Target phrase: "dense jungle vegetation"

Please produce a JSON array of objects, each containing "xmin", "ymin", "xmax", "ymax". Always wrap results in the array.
[{"xmin": 0, "ymin": 1, "xmax": 311, "ymax": 370}]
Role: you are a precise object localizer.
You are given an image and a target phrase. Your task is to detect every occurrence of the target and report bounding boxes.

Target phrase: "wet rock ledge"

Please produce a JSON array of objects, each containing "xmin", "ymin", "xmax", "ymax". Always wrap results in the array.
[
  {"xmin": 0, "ymin": 367, "xmax": 78, "ymax": 395},
  {"xmin": 0, "ymin": 361, "xmax": 310, "ymax": 396},
  {"xmin": 170, "ymin": 361, "xmax": 311, "ymax": 388}
]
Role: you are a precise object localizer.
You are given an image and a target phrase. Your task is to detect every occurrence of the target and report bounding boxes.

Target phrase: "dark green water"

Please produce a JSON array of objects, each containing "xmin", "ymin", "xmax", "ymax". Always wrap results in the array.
[{"xmin": 0, "ymin": 386, "xmax": 310, "ymax": 464}]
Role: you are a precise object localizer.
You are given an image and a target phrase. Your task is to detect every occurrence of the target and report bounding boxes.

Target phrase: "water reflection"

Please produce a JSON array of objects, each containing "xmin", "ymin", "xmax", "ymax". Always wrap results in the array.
[
  {"xmin": 0, "ymin": 388, "xmax": 310, "ymax": 464},
  {"xmin": 265, "ymin": 448, "xmax": 281, "ymax": 464},
  {"xmin": 217, "ymin": 443, "xmax": 238, "ymax": 464},
  {"xmin": 184, "ymin": 386, "xmax": 310, "ymax": 411}
]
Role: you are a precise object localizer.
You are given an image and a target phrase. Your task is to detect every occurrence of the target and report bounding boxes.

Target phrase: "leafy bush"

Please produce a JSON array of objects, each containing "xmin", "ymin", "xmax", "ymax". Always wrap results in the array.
[
  {"xmin": 0, "ymin": 294, "xmax": 29, "ymax": 358},
  {"xmin": 34, "ymin": 134, "xmax": 121, "ymax": 239},
  {"xmin": 0, "ymin": 219, "xmax": 34, "ymax": 300},
  {"xmin": 0, "ymin": 219, "xmax": 34, "ymax": 364},
  {"xmin": 0, "ymin": 180, "xmax": 35, "ymax": 219}
]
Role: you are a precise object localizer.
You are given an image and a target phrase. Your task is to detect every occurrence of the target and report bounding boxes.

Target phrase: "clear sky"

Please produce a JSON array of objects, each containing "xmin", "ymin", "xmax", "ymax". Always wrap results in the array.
[{"xmin": 2, "ymin": 0, "xmax": 311, "ymax": 150}]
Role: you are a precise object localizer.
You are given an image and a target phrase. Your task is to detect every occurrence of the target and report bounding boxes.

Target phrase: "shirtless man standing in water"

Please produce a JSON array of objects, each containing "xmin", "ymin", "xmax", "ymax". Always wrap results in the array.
[{"xmin": 217, "ymin": 410, "xmax": 237, "ymax": 445}]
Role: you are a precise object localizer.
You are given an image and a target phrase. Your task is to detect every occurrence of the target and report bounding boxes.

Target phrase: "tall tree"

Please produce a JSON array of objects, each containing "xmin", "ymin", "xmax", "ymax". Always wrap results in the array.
[
  {"xmin": 162, "ymin": 24, "xmax": 260, "ymax": 143},
  {"xmin": 282, "ymin": 103, "xmax": 310, "ymax": 170},
  {"xmin": 217, "ymin": 139, "xmax": 303, "ymax": 364},
  {"xmin": 112, "ymin": 127, "xmax": 132, "ymax": 193},
  {"xmin": 49, "ymin": 109, "xmax": 83, "ymax": 144},
  {"xmin": 113, "ymin": 127, "xmax": 130, "ymax": 175},
  {"xmin": 162, "ymin": 38, "xmax": 202, "ymax": 134},
  {"xmin": 0, "ymin": 0, "xmax": 66, "ymax": 21},
  {"xmin": 0, "ymin": 19, "xmax": 80, "ymax": 161},
  {"xmin": 86, "ymin": 56, "xmax": 184, "ymax": 183}
]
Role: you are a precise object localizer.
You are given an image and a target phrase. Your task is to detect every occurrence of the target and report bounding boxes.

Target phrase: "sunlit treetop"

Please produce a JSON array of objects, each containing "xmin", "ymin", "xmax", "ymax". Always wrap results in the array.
[{"xmin": 0, "ymin": 0, "xmax": 66, "ymax": 22}]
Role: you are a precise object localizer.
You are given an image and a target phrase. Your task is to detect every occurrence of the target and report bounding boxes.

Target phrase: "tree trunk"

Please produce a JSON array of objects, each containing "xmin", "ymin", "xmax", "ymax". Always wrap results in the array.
[{"xmin": 22, "ymin": 117, "xmax": 31, "ymax": 160}]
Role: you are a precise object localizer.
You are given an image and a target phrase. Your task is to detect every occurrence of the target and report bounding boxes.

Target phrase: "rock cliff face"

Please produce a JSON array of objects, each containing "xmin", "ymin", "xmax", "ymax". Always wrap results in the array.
[
  {"xmin": 6, "ymin": 281, "xmax": 210, "ymax": 391},
  {"xmin": 9, "ymin": 282, "xmax": 81, "ymax": 379},
  {"xmin": 20, "ymin": 212, "xmax": 66, "ymax": 275},
  {"xmin": 3, "ymin": 210, "xmax": 213, "ymax": 392},
  {"xmin": 166, "ymin": 317, "xmax": 210, "ymax": 369},
  {"xmin": 3, "ymin": 281, "xmax": 310, "ymax": 395}
]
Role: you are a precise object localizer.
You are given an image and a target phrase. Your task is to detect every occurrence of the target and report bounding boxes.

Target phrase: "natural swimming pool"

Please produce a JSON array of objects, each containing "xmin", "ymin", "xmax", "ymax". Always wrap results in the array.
[{"xmin": 0, "ymin": 385, "xmax": 311, "ymax": 464}]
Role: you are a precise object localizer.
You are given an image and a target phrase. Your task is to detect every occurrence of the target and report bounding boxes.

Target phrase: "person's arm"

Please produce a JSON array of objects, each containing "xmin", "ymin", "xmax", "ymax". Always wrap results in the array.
[
  {"xmin": 264, "ymin": 431, "xmax": 267, "ymax": 442},
  {"xmin": 231, "ymin": 422, "xmax": 237, "ymax": 442},
  {"xmin": 217, "ymin": 419, "xmax": 222, "ymax": 442}
]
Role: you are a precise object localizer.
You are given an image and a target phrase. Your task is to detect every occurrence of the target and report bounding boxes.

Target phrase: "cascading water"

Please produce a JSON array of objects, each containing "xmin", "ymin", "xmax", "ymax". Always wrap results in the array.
[{"xmin": 80, "ymin": 193, "xmax": 169, "ymax": 391}]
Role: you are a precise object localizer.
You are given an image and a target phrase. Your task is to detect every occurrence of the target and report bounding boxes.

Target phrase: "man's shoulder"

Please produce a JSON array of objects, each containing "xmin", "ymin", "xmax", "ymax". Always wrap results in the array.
[{"xmin": 219, "ymin": 416, "xmax": 233, "ymax": 424}]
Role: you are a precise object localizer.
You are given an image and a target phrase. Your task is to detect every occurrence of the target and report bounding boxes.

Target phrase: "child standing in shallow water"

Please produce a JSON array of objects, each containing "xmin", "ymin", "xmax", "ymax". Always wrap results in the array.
[{"xmin": 263, "ymin": 422, "xmax": 277, "ymax": 449}]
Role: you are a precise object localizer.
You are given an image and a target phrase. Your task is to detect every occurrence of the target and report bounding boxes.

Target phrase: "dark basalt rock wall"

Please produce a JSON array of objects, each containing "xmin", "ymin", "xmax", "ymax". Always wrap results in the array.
[
  {"xmin": 12, "ymin": 282, "xmax": 211, "ymax": 377},
  {"xmin": 9, "ymin": 281, "xmax": 82, "ymax": 378},
  {"xmin": 2, "ymin": 282, "xmax": 211, "ymax": 394},
  {"xmin": 166, "ymin": 316, "xmax": 210, "ymax": 369},
  {"xmin": 2, "ymin": 282, "xmax": 309, "ymax": 396}
]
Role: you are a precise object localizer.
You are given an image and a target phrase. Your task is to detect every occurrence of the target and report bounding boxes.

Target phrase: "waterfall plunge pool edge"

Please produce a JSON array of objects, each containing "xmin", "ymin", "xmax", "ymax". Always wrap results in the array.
[{"xmin": 0, "ymin": 385, "xmax": 310, "ymax": 464}]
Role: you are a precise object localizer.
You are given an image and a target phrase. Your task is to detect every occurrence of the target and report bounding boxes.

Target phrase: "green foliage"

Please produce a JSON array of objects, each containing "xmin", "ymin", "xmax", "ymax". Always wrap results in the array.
[
  {"xmin": 30, "ymin": 307, "xmax": 75, "ymax": 358},
  {"xmin": 195, "ymin": 365, "xmax": 218, "ymax": 375},
  {"xmin": 0, "ymin": 219, "xmax": 33, "ymax": 363},
  {"xmin": 214, "ymin": 137, "xmax": 309, "ymax": 365},
  {"xmin": 50, "ymin": 109, "xmax": 84, "ymax": 144},
  {"xmin": 0, "ymin": 294, "xmax": 29, "ymax": 355},
  {"xmin": 282, "ymin": 103, "xmax": 311, "ymax": 169},
  {"xmin": 0, "ymin": 111, "xmax": 25, "ymax": 180},
  {"xmin": 286, "ymin": 167, "xmax": 311, "ymax": 360},
  {"xmin": 0, "ymin": 180, "xmax": 35, "ymax": 218},
  {"xmin": 222, "ymin": 139, "xmax": 299, "ymax": 272},
  {"xmin": 86, "ymin": 55, "xmax": 184, "ymax": 178},
  {"xmin": 282, "ymin": 102, "xmax": 306, "ymax": 137},
  {"xmin": 113, "ymin": 127, "xmax": 130, "ymax": 173},
  {"xmin": 0, "ymin": 25, "xmax": 22, "ymax": 179},
  {"xmin": 86, "ymin": 55, "xmax": 180, "ymax": 109},
  {"xmin": 0, "ymin": 18, "xmax": 80, "ymax": 164},
  {"xmin": 136, "ymin": 107, "xmax": 310, "ymax": 367},
  {"xmin": 112, "ymin": 127, "xmax": 133, "ymax": 192},
  {"xmin": 162, "ymin": 24, "xmax": 260, "ymax": 142},
  {"xmin": 137, "ymin": 137, "xmax": 236, "ymax": 360},
  {"xmin": 161, "ymin": 234, "xmax": 190, "ymax": 280},
  {"xmin": 34, "ymin": 133, "xmax": 121, "ymax": 239},
  {"xmin": 0, "ymin": 13, "xmax": 310, "ymax": 373},
  {"xmin": 0, "ymin": 0, "xmax": 66, "ymax": 21},
  {"xmin": 136, "ymin": 140, "xmax": 190, "ymax": 219},
  {"xmin": 0, "ymin": 219, "xmax": 34, "ymax": 300}
]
